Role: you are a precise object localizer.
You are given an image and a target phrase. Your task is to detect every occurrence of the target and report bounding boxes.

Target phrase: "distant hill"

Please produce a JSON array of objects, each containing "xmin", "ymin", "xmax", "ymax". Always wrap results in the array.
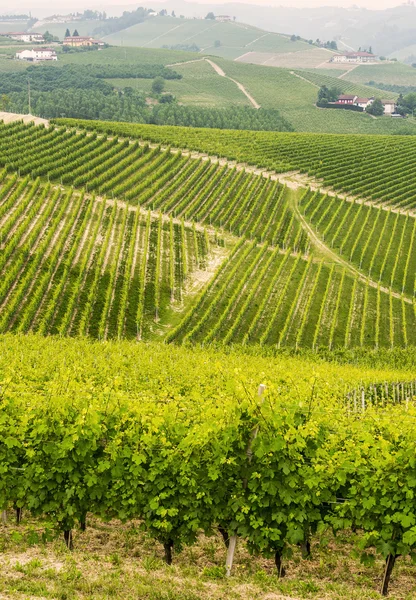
[
  {"xmin": 101, "ymin": 15, "xmax": 313, "ymax": 61},
  {"xmin": 100, "ymin": 2, "xmax": 416, "ymax": 62}
]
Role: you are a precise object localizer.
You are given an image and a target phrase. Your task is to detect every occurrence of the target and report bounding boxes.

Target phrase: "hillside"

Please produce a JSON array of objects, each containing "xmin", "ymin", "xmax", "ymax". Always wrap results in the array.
[
  {"xmin": 101, "ymin": 15, "xmax": 311, "ymax": 61},
  {"xmin": 0, "ymin": 118, "xmax": 414, "ymax": 350},
  {"xmin": 2, "ymin": 111, "xmax": 416, "ymax": 599},
  {"xmin": 0, "ymin": 42, "xmax": 412, "ymax": 136}
]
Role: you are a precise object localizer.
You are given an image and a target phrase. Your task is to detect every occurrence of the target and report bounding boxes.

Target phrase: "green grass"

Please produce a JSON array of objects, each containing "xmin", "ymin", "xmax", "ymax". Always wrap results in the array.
[
  {"xmin": 109, "ymin": 59, "xmax": 250, "ymax": 107},
  {"xmin": 295, "ymin": 69, "xmax": 397, "ymax": 99},
  {"xmin": 211, "ymin": 59, "xmax": 411, "ymax": 134},
  {"xmin": 1, "ymin": 514, "xmax": 416, "ymax": 600},
  {"xmin": 57, "ymin": 45, "xmax": 199, "ymax": 67},
  {"xmin": 236, "ymin": 47, "xmax": 337, "ymax": 69}
]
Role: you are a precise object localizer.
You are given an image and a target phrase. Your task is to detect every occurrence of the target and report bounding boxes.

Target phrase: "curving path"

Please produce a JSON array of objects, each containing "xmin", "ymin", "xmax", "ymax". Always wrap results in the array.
[{"xmin": 166, "ymin": 57, "xmax": 261, "ymax": 109}]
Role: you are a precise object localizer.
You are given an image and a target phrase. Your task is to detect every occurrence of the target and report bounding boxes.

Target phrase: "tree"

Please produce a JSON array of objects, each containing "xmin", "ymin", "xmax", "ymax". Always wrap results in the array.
[
  {"xmin": 171, "ymin": 10, "xmax": 176, "ymax": 17},
  {"xmin": 65, "ymin": 28, "xmax": 70, "ymax": 38},
  {"xmin": 317, "ymin": 85, "xmax": 340, "ymax": 104},
  {"xmin": 43, "ymin": 31, "xmax": 58, "ymax": 43},
  {"xmin": 205, "ymin": 12, "xmax": 215, "ymax": 19},
  {"xmin": 0, "ymin": 94, "xmax": 10, "ymax": 111},
  {"xmin": 159, "ymin": 93, "xmax": 175, "ymax": 104},
  {"xmin": 73, "ymin": 29, "xmax": 79, "ymax": 36},
  {"xmin": 290, "ymin": 34, "xmax": 297, "ymax": 41},
  {"xmin": 366, "ymin": 98, "xmax": 384, "ymax": 116},
  {"xmin": 152, "ymin": 77, "xmax": 165, "ymax": 95},
  {"xmin": 214, "ymin": 40, "xmax": 221, "ymax": 47},
  {"xmin": 397, "ymin": 92, "xmax": 416, "ymax": 116}
]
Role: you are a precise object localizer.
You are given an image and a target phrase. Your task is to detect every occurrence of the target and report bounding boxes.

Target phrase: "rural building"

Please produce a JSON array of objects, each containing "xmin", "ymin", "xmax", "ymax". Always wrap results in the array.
[
  {"xmin": 355, "ymin": 97, "xmax": 374, "ymax": 109},
  {"xmin": 2, "ymin": 32, "xmax": 44, "ymax": 43},
  {"xmin": 331, "ymin": 52, "xmax": 378, "ymax": 64},
  {"xmin": 63, "ymin": 36, "xmax": 104, "ymax": 47},
  {"xmin": 382, "ymin": 100, "xmax": 396, "ymax": 114},
  {"xmin": 16, "ymin": 48, "xmax": 58, "ymax": 62},
  {"xmin": 337, "ymin": 95, "xmax": 357, "ymax": 105},
  {"xmin": 215, "ymin": 15, "xmax": 232, "ymax": 22},
  {"xmin": 334, "ymin": 94, "xmax": 396, "ymax": 114}
]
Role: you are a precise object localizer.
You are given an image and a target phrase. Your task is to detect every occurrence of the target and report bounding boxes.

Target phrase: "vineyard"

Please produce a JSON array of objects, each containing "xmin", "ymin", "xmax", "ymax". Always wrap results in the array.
[
  {"xmin": 0, "ymin": 174, "xmax": 217, "ymax": 340},
  {"xmin": 0, "ymin": 119, "xmax": 416, "ymax": 350},
  {"xmin": 2, "ymin": 113, "xmax": 416, "ymax": 599},
  {"xmin": 2, "ymin": 335, "xmax": 416, "ymax": 598},
  {"xmin": 64, "ymin": 118, "xmax": 416, "ymax": 210},
  {"xmin": 301, "ymin": 192, "xmax": 416, "ymax": 295}
]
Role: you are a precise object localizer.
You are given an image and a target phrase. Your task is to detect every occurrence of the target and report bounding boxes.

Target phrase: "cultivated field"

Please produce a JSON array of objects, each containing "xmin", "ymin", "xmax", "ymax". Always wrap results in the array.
[
  {"xmin": 2, "ymin": 112, "xmax": 416, "ymax": 600},
  {"xmin": 102, "ymin": 16, "xmax": 310, "ymax": 59},
  {"xmin": 0, "ymin": 119, "xmax": 415, "ymax": 350}
]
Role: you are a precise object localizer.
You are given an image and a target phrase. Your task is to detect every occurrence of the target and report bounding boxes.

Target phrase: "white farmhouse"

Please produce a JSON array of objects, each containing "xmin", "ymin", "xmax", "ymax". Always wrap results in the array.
[
  {"xmin": 331, "ymin": 52, "xmax": 378, "ymax": 64},
  {"xmin": 5, "ymin": 32, "xmax": 44, "ymax": 43},
  {"xmin": 16, "ymin": 48, "xmax": 58, "ymax": 62},
  {"xmin": 355, "ymin": 97, "xmax": 374, "ymax": 109},
  {"xmin": 382, "ymin": 100, "xmax": 396, "ymax": 115}
]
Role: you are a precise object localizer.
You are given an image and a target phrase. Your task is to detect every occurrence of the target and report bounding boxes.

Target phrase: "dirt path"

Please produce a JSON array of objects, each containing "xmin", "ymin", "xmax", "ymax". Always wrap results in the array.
[
  {"xmin": 338, "ymin": 65, "xmax": 359, "ymax": 79},
  {"xmin": 290, "ymin": 70, "xmax": 319, "ymax": 88},
  {"xmin": 0, "ymin": 111, "xmax": 49, "ymax": 127},
  {"xmin": 204, "ymin": 58, "xmax": 261, "ymax": 109},
  {"xmin": 289, "ymin": 188, "xmax": 413, "ymax": 304},
  {"xmin": 140, "ymin": 24, "xmax": 183, "ymax": 47},
  {"xmin": 244, "ymin": 32, "xmax": 270, "ymax": 47},
  {"xmin": 166, "ymin": 57, "xmax": 261, "ymax": 109}
]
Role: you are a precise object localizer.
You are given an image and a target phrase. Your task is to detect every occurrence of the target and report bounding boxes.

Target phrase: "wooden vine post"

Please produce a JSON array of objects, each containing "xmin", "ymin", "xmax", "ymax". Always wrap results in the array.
[{"xmin": 225, "ymin": 383, "xmax": 266, "ymax": 578}]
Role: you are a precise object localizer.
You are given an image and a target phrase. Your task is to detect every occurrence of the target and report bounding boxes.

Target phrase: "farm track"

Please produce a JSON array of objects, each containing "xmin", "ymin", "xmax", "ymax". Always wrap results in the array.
[
  {"xmin": 291, "ymin": 193, "xmax": 413, "ymax": 305},
  {"xmin": 165, "ymin": 57, "xmax": 261, "ymax": 108}
]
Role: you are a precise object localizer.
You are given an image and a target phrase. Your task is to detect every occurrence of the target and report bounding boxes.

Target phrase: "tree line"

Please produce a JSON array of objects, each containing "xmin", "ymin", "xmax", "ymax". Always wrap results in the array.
[{"xmin": 7, "ymin": 88, "xmax": 293, "ymax": 131}]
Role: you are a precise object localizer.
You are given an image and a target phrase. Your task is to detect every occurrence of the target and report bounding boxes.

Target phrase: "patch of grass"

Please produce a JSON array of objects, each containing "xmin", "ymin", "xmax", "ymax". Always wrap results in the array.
[{"xmin": 1, "ymin": 515, "xmax": 416, "ymax": 599}]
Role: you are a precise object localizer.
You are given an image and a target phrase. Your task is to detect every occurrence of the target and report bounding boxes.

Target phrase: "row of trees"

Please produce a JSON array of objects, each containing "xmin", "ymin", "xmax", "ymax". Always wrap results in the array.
[
  {"xmin": 7, "ymin": 88, "xmax": 293, "ymax": 131},
  {"xmin": 0, "ymin": 64, "xmax": 181, "ymax": 96}
]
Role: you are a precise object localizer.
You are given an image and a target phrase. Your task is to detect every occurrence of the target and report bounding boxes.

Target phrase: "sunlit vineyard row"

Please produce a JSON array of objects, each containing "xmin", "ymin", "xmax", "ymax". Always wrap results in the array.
[
  {"xmin": 64, "ymin": 119, "xmax": 416, "ymax": 211},
  {"xmin": 300, "ymin": 192, "xmax": 416, "ymax": 296},
  {"xmin": 0, "ymin": 177, "xmax": 214, "ymax": 340},
  {"xmin": 0, "ymin": 122, "xmax": 308, "ymax": 248},
  {"xmin": 169, "ymin": 241, "xmax": 415, "ymax": 349}
]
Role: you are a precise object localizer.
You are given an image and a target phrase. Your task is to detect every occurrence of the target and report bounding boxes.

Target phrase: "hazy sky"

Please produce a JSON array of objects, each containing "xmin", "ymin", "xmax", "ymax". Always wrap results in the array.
[{"xmin": 0, "ymin": 0, "xmax": 406, "ymax": 16}]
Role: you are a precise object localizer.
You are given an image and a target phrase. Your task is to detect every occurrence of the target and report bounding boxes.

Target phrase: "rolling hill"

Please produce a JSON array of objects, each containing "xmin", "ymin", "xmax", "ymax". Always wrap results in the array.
[
  {"xmin": 0, "ymin": 117, "xmax": 415, "ymax": 350},
  {"xmin": 2, "ymin": 112, "xmax": 416, "ymax": 599},
  {"xmin": 101, "ymin": 15, "xmax": 312, "ymax": 61}
]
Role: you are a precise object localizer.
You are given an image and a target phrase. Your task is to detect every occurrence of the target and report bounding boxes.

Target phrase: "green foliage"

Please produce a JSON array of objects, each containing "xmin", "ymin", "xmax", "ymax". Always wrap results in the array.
[
  {"xmin": 0, "ymin": 332, "xmax": 416, "ymax": 596},
  {"xmin": 64, "ymin": 119, "xmax": 416, "ymax": 208},
  {"xmin": 152, "ymin": 76, "xmax": 165, "ymax": 95},
  {"xmin": 317, "ymin": 84, "xmax": 341, "ymax": 103},
  {"xmin": 366, "ymin": 98, "xmax": 384, "ymax": 116}
]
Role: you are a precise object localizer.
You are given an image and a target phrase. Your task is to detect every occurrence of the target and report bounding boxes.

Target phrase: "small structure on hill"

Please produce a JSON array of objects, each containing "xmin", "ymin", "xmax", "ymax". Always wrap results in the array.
[
  {"xmin": 333, "ymin": 94, "xmax": 396, "ymax": 114},
  {"xmin": 16, "ymin": 48, "xmax": 58, "ymax": 61},
  {"xmin": 331, "ymin": 52, "xmax": 378, "ymax": 64},
  {"xmin": 1, "ymin": 32, "xmax": 44, "ymax": 43},
  {"xmin": 63, "ymin": 36, "xmax": 104, "ymax": 47}
]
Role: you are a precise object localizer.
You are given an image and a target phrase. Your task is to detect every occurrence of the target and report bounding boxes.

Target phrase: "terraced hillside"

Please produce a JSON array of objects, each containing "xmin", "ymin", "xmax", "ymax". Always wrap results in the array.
[{"xmin": 1, "ymin": 118, "xmax": 416, "ymax": 349}]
